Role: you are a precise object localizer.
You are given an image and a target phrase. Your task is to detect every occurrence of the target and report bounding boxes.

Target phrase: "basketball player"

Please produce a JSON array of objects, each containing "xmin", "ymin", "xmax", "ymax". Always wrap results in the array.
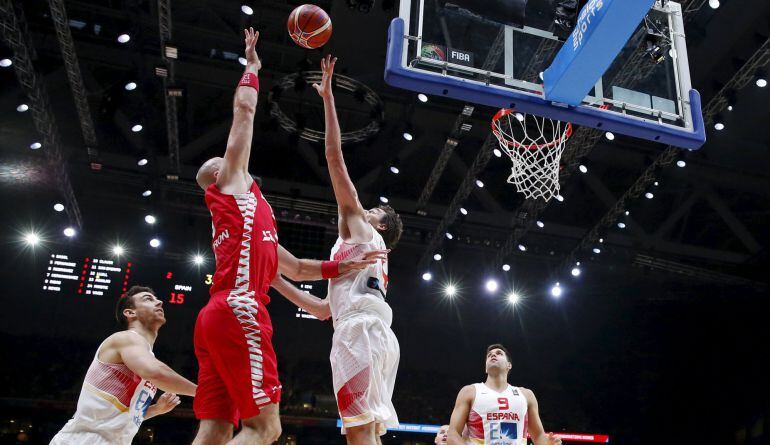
[
  {"xmin": 51, "ymin": 286, "xmax": 197, "ymax": 445},
  {"xmin": 447, "ymin": 344, "xmax": 562, "ymax": 445},
  {"xmin": 312, "ymin": 54, "xmax": 404, "ymax": 445},
  {"xmin": 435, "ymin": 425, "xmax": 450, "ymax": 444},
  {"xmin": 192, "ymin": 30, "xmax": 385, "ymax": 445}
]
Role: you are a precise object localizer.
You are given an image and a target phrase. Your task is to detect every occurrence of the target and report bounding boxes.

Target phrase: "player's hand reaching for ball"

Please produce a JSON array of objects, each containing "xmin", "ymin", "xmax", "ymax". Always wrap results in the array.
[
  {"xmin": 243, "ymin": 27, "xmax": 261, "ymax": 71},
  {"xmin": 312, "ymin": 54, "xmax": 337, "ymax": 100},
  {"xmin": 152, "ymin": 392, "xmax": 181, "ymax": 415},
  {"xmin": 339, "ymin": 249, "xmax": 389, "ymax": 274},
  {"xmin": 546, "ymin": 432, "xmax": 562, "ymax": 445}
]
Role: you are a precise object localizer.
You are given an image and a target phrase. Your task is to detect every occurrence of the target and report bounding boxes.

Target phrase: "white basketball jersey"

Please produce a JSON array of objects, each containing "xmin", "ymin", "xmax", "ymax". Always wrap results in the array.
[
  {"xmin": 466, "ymin": 383, "xmax": 528, "ymax": 445},
  {"xmin": 52, "ymin": 331, "xmax": 158, "ymax": 445},
  {"xmin": 327, "ymin": 227, "xmax": 392, "ymax": 326}
]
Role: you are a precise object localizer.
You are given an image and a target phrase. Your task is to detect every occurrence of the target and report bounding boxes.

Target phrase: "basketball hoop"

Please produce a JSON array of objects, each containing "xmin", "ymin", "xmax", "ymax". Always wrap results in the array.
[{"xmin": 491, "ymin": 109, "xmax": 573, "ymax": 202}]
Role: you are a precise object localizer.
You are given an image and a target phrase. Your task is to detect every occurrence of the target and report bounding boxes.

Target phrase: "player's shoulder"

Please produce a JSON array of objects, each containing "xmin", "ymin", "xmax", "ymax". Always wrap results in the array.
[
  {"xmin": 516, "ymin": 386, "xmax": 536, "ymax": 400},
  {"xmin": 458, "ymin": 384, "xmax": 477, "ymax": 399},
  {"xmin": 106, "ymin": 330, "xmax": 144, "ymax": 348}
]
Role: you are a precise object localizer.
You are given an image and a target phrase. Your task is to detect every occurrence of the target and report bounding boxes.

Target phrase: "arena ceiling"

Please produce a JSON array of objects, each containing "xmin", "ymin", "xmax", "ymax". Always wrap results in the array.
[{"xmin": 1, "ymin": 0, "xmax": 769, "ymax": 287}]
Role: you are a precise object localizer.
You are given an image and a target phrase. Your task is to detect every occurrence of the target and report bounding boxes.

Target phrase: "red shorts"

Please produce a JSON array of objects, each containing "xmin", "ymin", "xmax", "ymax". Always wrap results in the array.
[{"xmin": 193, "ymin": 292, "xmax": 281, "ymax": 426}]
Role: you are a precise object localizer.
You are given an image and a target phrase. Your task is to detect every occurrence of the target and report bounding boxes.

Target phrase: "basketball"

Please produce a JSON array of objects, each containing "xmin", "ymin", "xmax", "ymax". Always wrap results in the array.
[{"xmin": 287, "ymin": 4, "xmax": 332, "ymax": 49}]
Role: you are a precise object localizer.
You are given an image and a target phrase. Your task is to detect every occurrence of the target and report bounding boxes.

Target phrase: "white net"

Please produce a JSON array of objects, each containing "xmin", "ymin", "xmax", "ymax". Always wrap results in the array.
[{"xmin": 491, "ymin": 109, "xmax": 572, "ymax": 202}]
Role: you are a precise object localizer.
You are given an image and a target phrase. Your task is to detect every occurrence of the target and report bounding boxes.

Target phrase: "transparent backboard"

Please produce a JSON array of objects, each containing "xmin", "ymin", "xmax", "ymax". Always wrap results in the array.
[{"xmin": 386, "ymin": 0, "xmax": 705, "ymax": 149}]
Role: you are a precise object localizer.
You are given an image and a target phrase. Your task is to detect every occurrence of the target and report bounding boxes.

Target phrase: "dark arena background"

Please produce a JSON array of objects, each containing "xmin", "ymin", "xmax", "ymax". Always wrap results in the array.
[{"xmin": 1, "ymin": 0, "xmax": 770, "ymax": 444}]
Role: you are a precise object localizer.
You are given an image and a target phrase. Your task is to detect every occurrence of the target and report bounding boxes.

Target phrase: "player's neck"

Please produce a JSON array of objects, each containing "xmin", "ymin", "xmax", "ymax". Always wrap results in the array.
[
  {"xmin": 485, "ymin": 373, "xmax": 509, "ymax": 391},
  {"xmin": 128, "ymin": 324, "xmax": 158, "ymax": 347}
]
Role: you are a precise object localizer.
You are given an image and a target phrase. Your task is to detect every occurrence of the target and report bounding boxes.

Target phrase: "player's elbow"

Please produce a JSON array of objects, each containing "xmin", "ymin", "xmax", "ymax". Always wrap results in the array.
[{"xmin": 233, "ymin": 97, "xmax": 257, "ymax": 117}]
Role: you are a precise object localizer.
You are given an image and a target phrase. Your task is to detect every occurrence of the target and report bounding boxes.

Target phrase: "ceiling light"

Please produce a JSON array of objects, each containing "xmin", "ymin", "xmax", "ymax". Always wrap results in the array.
[
  {"xmin": 117, "ymin": 33, "xmax": 131, "ymax": 43},
  {"xmin": 433, "ymin": 253, "xmax": 442, "ymax": 261},
  {"xmin": 593, "ymin": 247, "xmax": 601, "ymax": 254},
  {"xmin": 714, "ymin": 122, "xmax": 725, "ymax": 131},
  {"xmin": 444, "ymin": 284, "xmax": 457, "ymax": 297},
  {"xmin": 475, "ymin": 179, "xmax": 484, "ymax": 188},
  {"xmin": 422, "ymin": 272, "xmax": 432, "ymax": 281},
  {"xmin": 605, "ymin": 132, "xmax": 615, "ymax": 141},
  {"xmin": 193, "ymin": 254, "xmax": 204, "ymax": 265},
  {"xmin": 676, "ymin": 160, "xmax": 686, "ymax": 168},
  {"xmin": 625, "ymin": 211, "xmax": 630, "ymax": 216},
  {"xmin": 403, "ymin": 132, "xmax": 413, "ymax": 141},
  {"xmin": 24, "ymin": 232, "xmax": 40, "ymax": 246},
  {"xmin": 238, "ymin": 57, "xmax": 247, "ymax": 66},
  {"xmin": 617, "ymin": 222, "xmax": 626, "ymax": 229},
  {"xmin": 63, "ymin": 227, "xmax": 76, "ymax": 238},
  {"xmin": 53, "ymin": 203, "xmax": 65, "ymax": 212},
  {"xmin": 645, "ymin": 192, "xmax": 654, "ymax": 199},
  {"xmin": 30, "ymin": 142, "xmax": 41, "ymax": 150},
  {"xmin": 112, "ymin": 244, "xmax": 124, "ymax": 256},
  {"xmin": 389, "ymin": 166, "xmax": 400, "ymax": 174},
  {"xmin": 485, "ymin": 279, "xmax": 499, "ymax": 293},
  {"xmin": 727, "ymin": 105, "xmax": 733, "ymax": 111},
  {"xmin": 502, "ymin": 264, "xmax": 511, "ymax": 272},
  {"xmin": 579, "ymin": 165, "xmax": 588, "ymax": 173},
  {"xmin": 445, "ymin": 232, "xmax": 453, "ymax": 240},
  {"xmin": 536, "ymin": 220, "xmax": 545, "ymax": 228},
  {"xmin": 493, "ymin": 149, "xmax": 502, "ymax": 158},
  {"xmin": 131, "ymin": 124, "xmax": 143, "ymax": 132},
  {"xmin": 124, "ymin": 82, "xmax": 137, "ymax": 91},
  {"xmin": 142, "ymin": 190, "xmax": 152, "ymax": 197},
  {"xmin": 137, "ymin": 158, "xmax": 148, "ymax": 166},
  {"xmin": 379, "ymin": 196, "xmax": 389, "ymax": 203},
  {"xmin": 16, "ymin": 104, "xmax": 28, "ymax": 112},
  {"xmin": 517, "ymin": 244, "xmax": 526, "ymax": 252},
  {"xmin": 571, "ymin": 267, "xmax": 581, "ymax": 277},
  {"xmin": 0, "ymin": 58, "xmax": 12, "ymax": 68},
  {"xmin": 756, "ymin": 78, "xmax": 767, "ymax": 88},
  {"xmin": 144, "ymin": 214, "xmax": 156, "ymax": 224},
  {"xmin": 417, "ymin": 93, "xmax": 428, "ymax": 103},
  {"xmin": 550, "ymin": 282, "xmax": 562, "ymax": 298},
  {"xmin": 459, "ymin": 207, "xmax": 468, "ymax": 216},
  {"xmin": 241, "ymin": 5, "xmax": 254, "ymax": 15},
  {"xmin": 149, "ymin": 238, "xmax": 161, "ymax": 248},
  {"xmin": 708, "ymin": 0, "xmax": 719, "ymax": 8},
  {"xmin": 599, "ymin": 238, "xmax": 604, "ymax": 243},
  {"xmin": 507, "ymin": 292, "xmax": 520, "ymax": 305},
  {"xmin": 514, "ymin": 112, "xmax": 525, "ymax": 122},
  {"xmin": 555, "ymin": 194, "xmax": 564, "ymax": 202}
]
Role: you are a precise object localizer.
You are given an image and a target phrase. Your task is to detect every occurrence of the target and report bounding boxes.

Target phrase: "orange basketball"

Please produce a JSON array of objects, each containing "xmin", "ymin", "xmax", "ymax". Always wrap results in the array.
[{"xmin": 287, "ymin": 4, "xmax": 332, "ymax": 49}]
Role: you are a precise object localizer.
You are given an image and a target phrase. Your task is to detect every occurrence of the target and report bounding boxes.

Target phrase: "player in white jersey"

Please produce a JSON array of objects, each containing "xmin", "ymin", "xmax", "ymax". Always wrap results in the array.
[
  {"xmin": 312, "ymin": 54, "xmax": 403, "ymax": 445},
  {"xmin": 447, "ymin": 344, "xmax": 562, "ymax": 445},
  {"xmin": 51, "ymin": 286, "xmax": 197, "ymax": 445}
]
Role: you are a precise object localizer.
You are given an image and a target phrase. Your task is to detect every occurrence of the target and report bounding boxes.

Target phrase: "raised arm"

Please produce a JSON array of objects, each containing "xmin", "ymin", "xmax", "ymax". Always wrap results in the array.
[
  {"xmin": 313, "ymin": 55, "xmax": 371, "ymax": 241},
  {"xmin": 271, "ymin": 275, "xmax": 330, "ymax": 320},
  {"xmin": 447, "ymin": 385, "xmax": 475, "ymax": 445},
  {"xmin": 217, "ymin": 27, "xmax": 262, "ymax": 194},
  {"xmin": 523, "ymin": 388, "xmax": 562, "ymax": 445},
  {"xmin": 277, "ymin": 244, "xmax": 387, "ymax": 282},
  {"xmin": 115, "ymin": 334, "xmax": 197, "ymax": 397}
]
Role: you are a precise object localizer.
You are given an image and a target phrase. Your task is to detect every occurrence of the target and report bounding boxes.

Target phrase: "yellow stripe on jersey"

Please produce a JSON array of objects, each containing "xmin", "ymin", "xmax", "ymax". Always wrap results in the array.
[{"xmin": 83, "ymin": 383, "xmax": 129, "ymax": 413}]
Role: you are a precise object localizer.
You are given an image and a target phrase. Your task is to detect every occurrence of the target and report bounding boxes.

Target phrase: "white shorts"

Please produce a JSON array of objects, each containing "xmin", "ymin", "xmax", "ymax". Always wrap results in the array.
[
  {"xmin": 50, "ymin": 431, "xmax": 125, "ymax": 445},
  {"xmin": 330, "ymin": 312, "xmax": 400, "ymax": 435}
]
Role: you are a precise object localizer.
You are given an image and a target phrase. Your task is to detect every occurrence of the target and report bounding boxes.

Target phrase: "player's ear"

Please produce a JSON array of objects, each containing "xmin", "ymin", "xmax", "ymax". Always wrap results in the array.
[{"xmin": 123, "ymin": 308, "xmax": 136, "ymax": 320}]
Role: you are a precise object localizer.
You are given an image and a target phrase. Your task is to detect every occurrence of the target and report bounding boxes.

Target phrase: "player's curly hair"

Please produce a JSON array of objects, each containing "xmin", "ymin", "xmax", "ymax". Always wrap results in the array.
[
  {"xmin": 115, "ymin": 286, "xmax": 155, "ymax": 329},
  {"xmin": 376, "ymin": 205, "xmax": 403, "ymax": 249}
]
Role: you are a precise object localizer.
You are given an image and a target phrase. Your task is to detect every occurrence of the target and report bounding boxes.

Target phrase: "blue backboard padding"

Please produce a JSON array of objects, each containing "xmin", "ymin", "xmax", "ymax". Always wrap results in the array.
[
  {"xmin": 543, "ymin": 0, "xmax": 656, "ymax": 106},
  {"xmin": 384, "ymin": 18, "xmax": 705, "ymax": 149},
  {"xmin": 336, "ymin": 419, "xmax": 440, "ymax": 434}
]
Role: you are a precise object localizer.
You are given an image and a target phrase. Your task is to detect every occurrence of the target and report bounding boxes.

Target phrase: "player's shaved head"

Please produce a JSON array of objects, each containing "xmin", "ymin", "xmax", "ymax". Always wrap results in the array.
[{"xmin": 196, "ymin": 157, "xmax": 223, "ymax": 190}]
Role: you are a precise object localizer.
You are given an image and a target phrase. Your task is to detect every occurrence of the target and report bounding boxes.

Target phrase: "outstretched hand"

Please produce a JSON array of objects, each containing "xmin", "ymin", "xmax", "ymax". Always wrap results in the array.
[
  {"xmin": 339, "ymin": 249, "xmax": 389, "ymax": 274},
  {"xmin": 312, "ymin": 54, "xmax": 337, "ymax": 100},
  {"xmin": 152, "ymin": 392, "xmax": 181, "ymax": 416},
  {"xmin": 244, "ymin": 27, "xmax": 261, "ymax": 70}
]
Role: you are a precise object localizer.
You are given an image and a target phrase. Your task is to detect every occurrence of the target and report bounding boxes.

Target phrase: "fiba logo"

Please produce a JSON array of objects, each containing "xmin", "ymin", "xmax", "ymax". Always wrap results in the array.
[{"xmin": 421, "ymin": 43, "xmax": 446, "ymax": 62}]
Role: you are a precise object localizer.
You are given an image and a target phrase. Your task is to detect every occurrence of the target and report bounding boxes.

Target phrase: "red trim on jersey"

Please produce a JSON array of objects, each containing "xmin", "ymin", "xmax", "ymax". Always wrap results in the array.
[{"xmin": 467, "ymin": 409, "xmax": 484, "ymax": 439}]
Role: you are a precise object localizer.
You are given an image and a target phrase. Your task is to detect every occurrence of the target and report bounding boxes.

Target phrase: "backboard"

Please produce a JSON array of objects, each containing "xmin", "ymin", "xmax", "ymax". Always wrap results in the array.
[{"xmin": 384, "ymin": 0, "xmax": 706, "ymax": 149}]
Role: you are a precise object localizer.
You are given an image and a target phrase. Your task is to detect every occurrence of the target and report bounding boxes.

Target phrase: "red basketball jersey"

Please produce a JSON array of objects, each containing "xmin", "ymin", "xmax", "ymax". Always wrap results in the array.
[{"xmin": 205, "ymin": 181, "xmax": 279, "ymax": 303}]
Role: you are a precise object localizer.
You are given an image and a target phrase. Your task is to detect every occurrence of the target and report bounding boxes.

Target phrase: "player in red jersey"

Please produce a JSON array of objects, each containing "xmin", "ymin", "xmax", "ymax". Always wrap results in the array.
[{"xmin": 192, "ymin": 29, "xmax": 384, "ymax": 445}]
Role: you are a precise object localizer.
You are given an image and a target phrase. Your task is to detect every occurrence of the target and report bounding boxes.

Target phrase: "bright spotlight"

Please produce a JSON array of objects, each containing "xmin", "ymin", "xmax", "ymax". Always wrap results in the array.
[
  {"xmin": 714, "ymin": 122, "xmax": 725, "ymax": 131},
  {"xmin": 24, "ymin": 232, "xmax": 40, "ymax": 246},
  {"xmin": 579, "ymin": 165, "xmax": 588, "ymax": 174},
  {"xmin": 125, "ymin": 81, "xmax": 137, "ymax": 91},
  {"xmin": 422, "ymin": 272, "xmax": 432, "ymax": 281},
  {"xmin": 112, "ymin": 245, "xmax": 124, "ymax": 256},
  {"xmin": 502, "ymin": 264, "xmax": 511, "ymax": 272},
  {"xmin": 0, "ymin": 58, "xmax": 12, "ymax": 68},
  {"xmin": 654, "ymin": 181, "xmax": 659, "ymax": 187},
  {"xmin": 605, "ymin": 132, "xmax": 615, "ymax": 141},
  {"xmin": 389, "ymin": 166, "xmax": 400, "ymax": 174},
  {"xmin": 433, "ymin": 253, "xmax": 442, "ymax": 261},
  {"xmin": 708, "ymin": 0, "xmax": 719, "ymax": 8},
  {"xmin": 445, "ymin": 232, "xmax": 453, "ymax": 240},
  {"xmin": 403, "ymin": 132, "xmax": 413, "ymax": 141},
  {"xmin": 550, "ymin": 283, "xmax": 562, "ymax": 298},
  {"xmin": 459, "ymin": 207, "xmax": 468, "ymax": 216},
  {"xmin": 149, "ymin": 238, "xmax": 161, "ymax": 248},
  {"xmin": 238, "ymin": 57, "xmax": 247, "ymax": 66},
  {"xmin": 475, "ymin": 179, "xmax": 484, "ymax": 188},
  {"xmin": 241, "ymin": 4, "xmax": 254, "ymax": 15},
  {"xmin": 30, "ymin": 142, "xmax": 41, "ymax": 150},
  {"xmin": 536, "ymin": 220, "xmax": 544, "ymax": 228},
  {"xmin": 507, "ymin": 292, "xmax": 520, "ymax": 305},
  {"xmin": 571, "ymin": 267, "xmax": 581, "ymax": 277},
  {"xmin": 144, "ymin": 215, "xmax": 156, "ymax": 224},
  {"xmin": 53, "ymin": 203, "xmax": 65, "ymax": 212},
  {"xmin": 676, "ymin": 160, "xmax": 686, "ymax": 168},
  {"xmin": 142, "ymin": 189, "xmax": 152, "ymax": 197},
  {"xmin": 117, "ymin": 34, "xmax": 131, "ymax": 43},
  {"xmin": 517, "ymin": 244, "xmax": 526, "ymax": 252},
  {"xmin": 137, "ymin": 158, "xmax": 148, "ymax": 166},
  {"xmin": 379, "ymin": 196, "xmax": 389, "ymax": 204},
  {"xmin": 485, "ymin": 279, "xmax": 499, "ymax": 293},
  {"xmin": 63, "ymin": 227, "xmax": 76, "ymax": 238},
  {"xmin": 193, "ymin": 254, "xmax": 204, "ymax": 265},
  {"xmin": 757, "ymin": 78, "xmax": 768, "ymax": 88},
  {"xmin": 645, "ymin": 192, "xmax": 654, "ymax": 199},
  {"xmin": 493, "ymin": 149, "xmax": 502, "ymax": 158},
  {"xmin": 617, "ymin": 222, "xmax": 626, "ymax": 229},
  {"xmin": 131, "ymin": 124, "xmax": 143, "ymax": 132},
  {"xmin": 514, "ymin": 112, "xmax": 524, "ymax": 122},
  {"xmin": 593, "ymin": 247, "xmax": 601, "ymax": 254},
  {"xmin": 417, "ymin": 93, "xmax": 428, "ymax": 103},
  {"xmin": 625, "ymin": 210, "xmax": 630, "ymax": 216},
  {"xmin": 16, "ymin": 104, "xmax": 28, "ymax": 112},
  {"xmin": 444, "ymin": 284, "xmax": 457, "ymax": 297},
  {"xmin": 555, "ymin": 194, "xmax": 564, "ymax": 202},
  {"xmin": 599, "ymin": 238, "xmax": 604, "ymax": 243}
]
